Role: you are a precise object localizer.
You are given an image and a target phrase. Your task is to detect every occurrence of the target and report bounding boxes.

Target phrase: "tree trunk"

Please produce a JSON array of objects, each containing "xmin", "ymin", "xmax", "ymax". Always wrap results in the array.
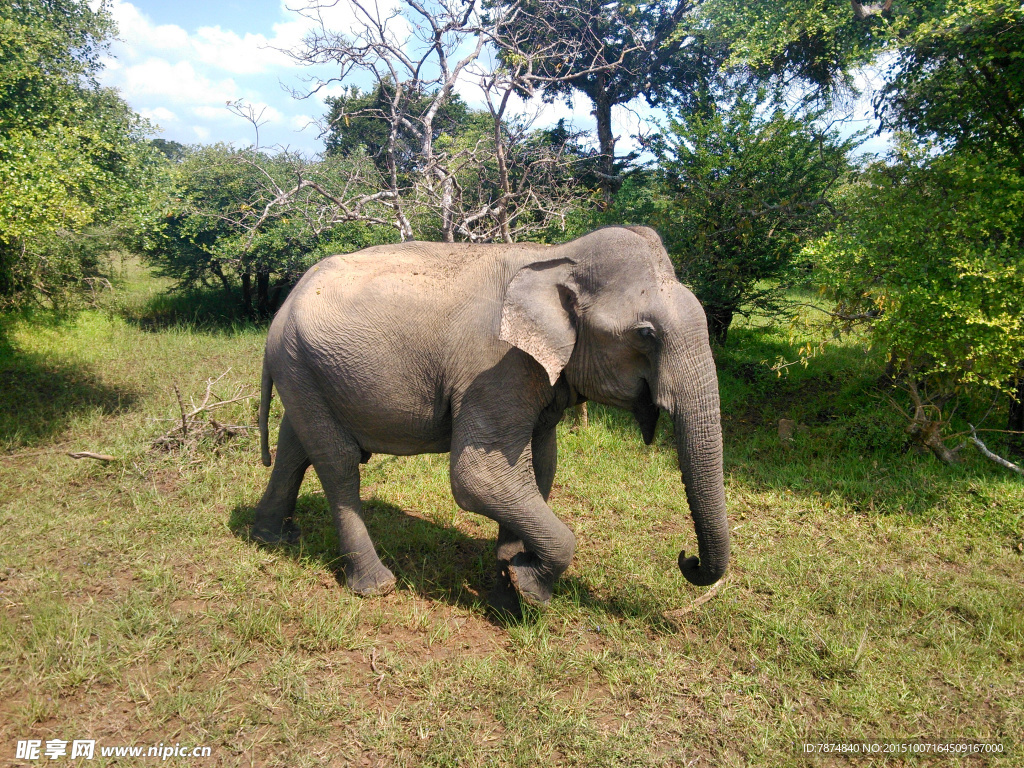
[
  {"xmin": 269, "ymin": 282, "xmax": 286, "ymax": 315},
  {"xmin": 706, "ymin": 306, "xmax": 733, "ymax": 347},
  {"xmin": 241, "ymin": 271, "xmax": 252, "ymax": 316},
  {"xmin": 492, "ymin": 111, "xmax": 514, "ymax": 243},
  {"xmin": 256, "ymin": 270, "xmax": 271, "ymax": 319},
  {"xmin": 591, "ymin": 80, "xmax": 619, "ymax": 207},
  {"xmin": 212, "ymin": 263, "xmax": 233, "ymax": 301}
]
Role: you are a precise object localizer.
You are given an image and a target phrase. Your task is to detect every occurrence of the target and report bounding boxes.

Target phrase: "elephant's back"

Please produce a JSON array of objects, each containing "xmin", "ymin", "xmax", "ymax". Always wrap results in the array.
[
  {"xmin": 314, "ymin": 240, "xmax": 522, "ymax": 285},
  {"xmin": 286, "ymin": 245, "xmax": 464, "ymax": 331}
]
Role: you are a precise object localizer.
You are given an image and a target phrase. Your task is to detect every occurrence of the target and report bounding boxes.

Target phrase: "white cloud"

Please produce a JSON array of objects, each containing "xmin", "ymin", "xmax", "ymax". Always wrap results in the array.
[
  {"xmin": 191, "ymin": 105, "xmax": 234, "ymax": 121},
  {"xmin": 109, "ymin": 1, "xmax": 190, "ymax": 58},
  {"xmin": 190, "ymin": 25, "xmax": 295, "ymax": 75},
  {"xmin": 116, "ymin": 57, "xmax": 240, "ymax": 105},
  {"xmin": 140, "ymin": 106, "xmax": 177, "ymax": 123},
  {"xmin": 290, "ymin": 113, "xmax": 317, "ymax": 131},
  {"xmin": 109, "ymin": 0, "xmax": 299, "ymax": 76}
]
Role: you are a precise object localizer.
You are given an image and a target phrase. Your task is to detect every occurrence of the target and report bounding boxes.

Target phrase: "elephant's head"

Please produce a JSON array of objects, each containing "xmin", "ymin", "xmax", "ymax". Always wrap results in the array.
[{"xmin": 500, "ymin": 226, "xmax": 729, "ymax": 587}]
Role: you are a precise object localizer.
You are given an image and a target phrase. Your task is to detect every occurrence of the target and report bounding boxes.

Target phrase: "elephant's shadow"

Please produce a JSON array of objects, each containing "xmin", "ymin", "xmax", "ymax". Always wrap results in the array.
[
  {"xmin": 230, "ymin": 493, "xmax": 494, "ymax": 611},
  {"xmin": 229, "ymin": 494, "xmax": 680, "ymax": 629}
]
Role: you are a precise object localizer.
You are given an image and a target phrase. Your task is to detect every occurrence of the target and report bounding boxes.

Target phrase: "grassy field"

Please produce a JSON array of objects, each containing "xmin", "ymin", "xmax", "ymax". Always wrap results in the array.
[{"xmin": 1, "ymin": 259, "xmax": 1021, "ymax": 767}]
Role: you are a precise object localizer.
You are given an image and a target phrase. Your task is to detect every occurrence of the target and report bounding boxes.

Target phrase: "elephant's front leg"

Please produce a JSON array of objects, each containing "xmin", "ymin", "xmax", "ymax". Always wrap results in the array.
[
  {"xmin": 489, "ymin": 425, "xmax": 558, "ymax": 612},
  {"xmin": 451, "ymin": 420, "xmax": 574, "ymax": 608}
]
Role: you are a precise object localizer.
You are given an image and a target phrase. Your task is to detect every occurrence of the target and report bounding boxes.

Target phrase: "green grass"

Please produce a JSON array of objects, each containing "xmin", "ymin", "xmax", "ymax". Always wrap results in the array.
[{"xmin": 0, "ymin": 260, "xmax": 1021, "ymax": 766}]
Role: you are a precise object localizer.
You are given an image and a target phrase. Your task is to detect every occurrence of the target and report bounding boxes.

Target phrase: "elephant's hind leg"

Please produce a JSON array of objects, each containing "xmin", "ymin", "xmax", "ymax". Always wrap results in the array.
[
  {"xmin": 315, "ymin": 454, "xmax": 396, "ymax": 597},
  {"xmin": 285, "ymin": 396, "xmax": 395, "ymax": 596},
  {"xmin": 251, "ymin": 413, "xmax": 309, "ymax": 544}
]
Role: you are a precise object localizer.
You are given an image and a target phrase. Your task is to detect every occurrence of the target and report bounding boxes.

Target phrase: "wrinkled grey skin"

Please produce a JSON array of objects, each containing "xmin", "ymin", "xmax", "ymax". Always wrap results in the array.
[{"xmin": 252, "ymin": 226, "xmax": 729, "ymax": 612}]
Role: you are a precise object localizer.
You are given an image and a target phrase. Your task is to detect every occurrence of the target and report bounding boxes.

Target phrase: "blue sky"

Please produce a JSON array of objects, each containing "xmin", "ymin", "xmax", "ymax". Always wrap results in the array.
[
  {"xmin": 98, "ymin": 0, "xmax": 589, "ymax": 155},
  {"xmin": 98, "ymin": 0, "xmax": 887, "ymax": 158},
  {"xmin": 99, "ymin": 0, "xmax": 377, "ymax": 153}
]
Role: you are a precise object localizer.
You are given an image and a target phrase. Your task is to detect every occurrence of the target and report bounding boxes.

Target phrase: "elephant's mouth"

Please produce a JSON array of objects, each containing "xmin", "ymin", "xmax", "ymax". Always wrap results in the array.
[{"xmin": 631, "ymin": 378, "xmax": 660, "ymax": 445}]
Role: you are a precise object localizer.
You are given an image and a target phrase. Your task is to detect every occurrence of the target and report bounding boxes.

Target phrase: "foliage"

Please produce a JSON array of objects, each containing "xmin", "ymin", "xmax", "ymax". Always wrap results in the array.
[
  {"xmin": 0, "ymin": 0, "xmax": 166, "ymax": 308},
  {"xmin": 434, "ymin": 111, "xmax": 598, "ymax": 243},
  {"xmin": 146, "ymin": 144, "xmax": 396, "ymax": 317},
  {"xmin": 324, "ymin": 85, "xmax": 475, "ymax": 176},
  {"xmin": 700, "ymin": 0, "xmax": 1022, "ymax": 143},
  {"xmin": 876, "ymin": 0, "xmax": 1024, "ymax": 163},
  {"xmin": 695, "ymin": 0, "xmax": 904, "ymax": 95},
  {"xmin": 147, "ymin": 144, "xmax": 259, "ymax": 295},
  {"xmin": 807, "ymin": 144, "xmax": 1024, "ymax": 442},
  {"xmin": 607, "ymin": 89, "xmax": 854, "ymax": 344},
  {"xmin": 785, "ymin": 0, "xmax": 1024, "ymax": 456}
]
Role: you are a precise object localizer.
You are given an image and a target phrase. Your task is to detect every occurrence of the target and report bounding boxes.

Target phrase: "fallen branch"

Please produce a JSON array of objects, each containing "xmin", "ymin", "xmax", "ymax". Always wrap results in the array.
[
  {"xmin": 152, "ymin": 370, "xmax": 257, "ymax": 453},
  {"xmin": 967, "ymin": 424, "xmax": 1024, "ymax": 477},
  {"xmin": 663, "ymin": 575, "xmax": 729, "ymax": 621},
  {"xmin": 67, "ymin": 451, "xmax": 116, "ymax": 462}
]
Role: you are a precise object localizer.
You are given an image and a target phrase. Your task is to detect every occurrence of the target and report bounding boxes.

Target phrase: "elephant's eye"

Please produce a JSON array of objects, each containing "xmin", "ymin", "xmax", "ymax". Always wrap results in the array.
[{"xmin": 635, "ymin": 323, "xmax": 657, "ymax": 342}]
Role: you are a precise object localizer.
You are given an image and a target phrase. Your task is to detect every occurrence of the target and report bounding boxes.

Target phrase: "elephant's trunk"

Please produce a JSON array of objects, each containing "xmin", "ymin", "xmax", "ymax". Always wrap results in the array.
[{"xmin": 669, "ymin": 356, "xmax": 729, "ymax": 587}]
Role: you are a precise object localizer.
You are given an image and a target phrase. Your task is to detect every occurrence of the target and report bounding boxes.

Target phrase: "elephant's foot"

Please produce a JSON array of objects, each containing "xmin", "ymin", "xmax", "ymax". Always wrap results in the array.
[
  {"xmin": 344, "ymin": 560, "xmax": 396, "ymax": 597},
  {"xmin": 508, "ymin": 552, "xmax": 554, "ymax": 607},
  {"xmin": 250, "ymin": 517, "xmax": 301, "ymax": 546}
]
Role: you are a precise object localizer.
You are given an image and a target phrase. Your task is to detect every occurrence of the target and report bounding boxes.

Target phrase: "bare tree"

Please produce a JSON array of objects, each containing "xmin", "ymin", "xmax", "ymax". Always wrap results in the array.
[
  {"xmin": 224, "ymin": 0, "xmax": 590, "ymax": 246},
  {"xmin": 288, "ymin": 0, "xmax": 486, "ymax": 242}
]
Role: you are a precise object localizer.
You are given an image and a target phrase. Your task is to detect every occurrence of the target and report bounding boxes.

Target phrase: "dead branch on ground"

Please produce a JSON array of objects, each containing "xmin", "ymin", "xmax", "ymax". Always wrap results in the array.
[
  {"xmin": 899, "ymin": 377, "xmax": 962, "ymax": 464},
  {"xmin": 965, "ymin": 424, "xmax": 1024, "ymax": 478},
  {"xmin": 67, "ymin": 451, "xmax": 117, "ymax": 462},
  {"xmin": 152, "ymin": 370, "xmax": 257, "ymax": 453},
  {"xmin": 663, "ymin": 575, "xmax": 729, "ymax": 623}
]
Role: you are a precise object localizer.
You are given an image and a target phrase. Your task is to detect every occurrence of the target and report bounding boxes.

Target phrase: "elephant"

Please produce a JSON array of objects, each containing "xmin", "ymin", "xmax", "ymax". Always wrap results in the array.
[{"xmin": 251, "ymin": 225, "xmax": 729, "ymax": 614}]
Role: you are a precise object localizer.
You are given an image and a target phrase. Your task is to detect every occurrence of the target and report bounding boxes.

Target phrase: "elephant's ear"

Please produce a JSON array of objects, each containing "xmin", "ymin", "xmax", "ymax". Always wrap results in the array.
[{"xmin": 500, "ymin": 257, "xmax": 577, "ymax": 386}]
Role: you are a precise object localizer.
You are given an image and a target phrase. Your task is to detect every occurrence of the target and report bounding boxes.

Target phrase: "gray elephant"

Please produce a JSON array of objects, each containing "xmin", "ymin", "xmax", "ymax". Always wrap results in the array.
[{"xmin": 252, "ymin": 226, "xmax": 729, "ymax": 613}]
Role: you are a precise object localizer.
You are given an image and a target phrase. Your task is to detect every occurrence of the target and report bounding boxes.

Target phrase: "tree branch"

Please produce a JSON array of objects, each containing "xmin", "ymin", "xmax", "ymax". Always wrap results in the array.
[{"xmin": 967, "ymin": 424, "xmax": 1024, "ymax": 477}]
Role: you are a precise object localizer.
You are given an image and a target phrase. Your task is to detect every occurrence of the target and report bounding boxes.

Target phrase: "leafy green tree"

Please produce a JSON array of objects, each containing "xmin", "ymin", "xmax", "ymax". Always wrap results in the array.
[
  {"xmin": 608, "ymin": 89, "xmax": 854, "ymax": 344},
  {"xmin": 148, "ymin": 145, "xmax": 260, "ymax": 299},
  {"xmin": 324, "ymin": 85, "xmax": 473, "ymax": 176},
  {"xmin": 147, "ymin": 144, "xmax": 395, "ymax": 318},
  {"xmin": 0, "ymin": 0, "xmax": 164, "ymax": 307},
  {"xmin": 490, "ymin": 0, "xmax": 722, "ymax": 203},
  {"xmin": 696, "ymin": 0, "xmax": 904, "ymax": 96},
  {"xmin": 807, "ymin": 144, "xmax": 1024, "ymax": 461},
  {"xmin": 150, "ymin": 139, "xmax": 187, "ymax": 162},
  {"xmin": 876, "ymin": 0, "xmax": 1023, "ymax": 166},
  {"xmin": 779, "ymin": 0, "xmax": 1024, "ymax": 457}
]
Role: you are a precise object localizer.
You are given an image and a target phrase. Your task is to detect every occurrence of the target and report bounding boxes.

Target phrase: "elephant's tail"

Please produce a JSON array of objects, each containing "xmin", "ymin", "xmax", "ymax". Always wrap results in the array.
[{"xmin": 259, "ymin": 357, "xmax": 273, "ymax": 467}]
